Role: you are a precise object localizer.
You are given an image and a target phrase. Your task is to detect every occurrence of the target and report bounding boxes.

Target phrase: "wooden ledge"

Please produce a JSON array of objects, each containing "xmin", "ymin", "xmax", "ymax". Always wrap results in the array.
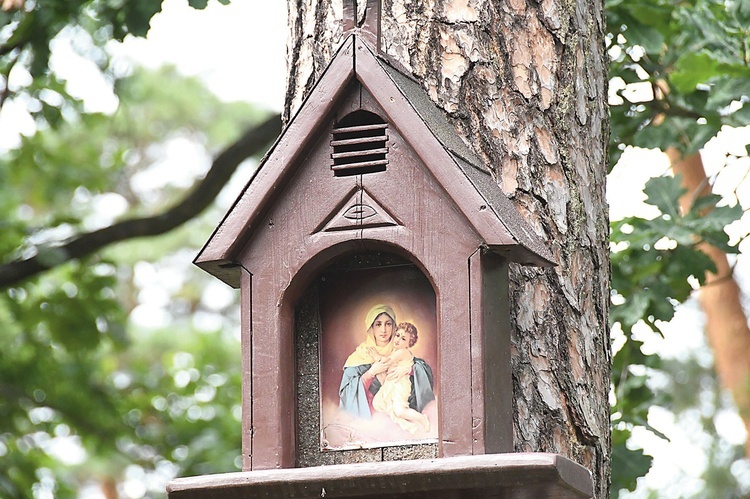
[{"xmin": 166, "ymin": 453, "xmax": 593, "ymax": 498}]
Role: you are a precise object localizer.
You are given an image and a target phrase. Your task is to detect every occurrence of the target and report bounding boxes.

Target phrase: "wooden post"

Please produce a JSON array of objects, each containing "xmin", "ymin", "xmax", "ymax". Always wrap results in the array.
[{"xmin": 342, "ymin": 0, "xmax": 381, "ymax": 51}]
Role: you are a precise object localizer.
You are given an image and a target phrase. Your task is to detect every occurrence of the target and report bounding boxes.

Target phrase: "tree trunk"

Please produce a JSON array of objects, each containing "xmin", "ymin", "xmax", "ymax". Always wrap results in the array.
[
  {"xmin": 285, "ymin": 1, "xmax": 611, "ymax": 496},
  {"xmin": 668, "ymin": 148, "xmax": 750, "ymax": 456}
]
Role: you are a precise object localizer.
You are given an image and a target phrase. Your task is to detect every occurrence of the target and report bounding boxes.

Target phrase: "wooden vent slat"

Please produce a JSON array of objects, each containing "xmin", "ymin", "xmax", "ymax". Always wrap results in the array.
[
  {"xmin": 331, "ymin": 159, "xmax": 389, "ymax": 171},
  {"xmin": 332, "ymin": 123, "xmax": 389, "ymax": 134},
  {"xmin": 331, "ymin": 111, "xmax": 389, "ymax": 176},
  {"xmin": 330, "ymin": 135, "xmax": 389, "ymax": 147},
  {"xmin": 331, "ymin": 148, "xmax": 389, "ymax": 160}
]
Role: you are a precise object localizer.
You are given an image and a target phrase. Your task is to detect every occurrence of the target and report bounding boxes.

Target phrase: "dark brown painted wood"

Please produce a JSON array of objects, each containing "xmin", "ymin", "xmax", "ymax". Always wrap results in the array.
[
  {"xmin": 194, "ymin": 37, "xmax": 356, "ymax": 285},
  {"xmin": 166, "ymin": 453, "xmax": 594, "ymax": 498},
  {"xmin": 361, "ymin": 0, "xmax": 382, "ymax": 51},
  {"xmin": 468, "ymin": 249, "xmax": 485, "ymax": 454},
  {"xmin": 434, "ymin": 266, "xmax": 474, "ymax": 458},
  {"xmin": 240, "ymin": 269, "xmax": 253, "ymax": 470},
  {"xmin": 479, "ymin": 251, "xmax": 513, "ymax": 453},
  {"xmin": 353, "ymin": 38, "xmax": 517, "ymax": 249},
  {"xmin": 192, "ymin": 30, "xmax": 562, "ymax": 474},
  {"xmin": 237, "ymin": 82, "xmax": 485, "ymax": 464},
  {"xmin": 248, "ymin": 262, "xmax": 298, "ymax": 469},
  {"xmin": 195, "ymin": 34, "xmax": 554, "ymax": 290},
  {"xmin": 332, "ymin": 123, "xmax": 388, "ymax": 134},
  {"xmin": 331, "ymin": 159, "xmax": 389, "ymax": 171},
  {"xmin": 342, "ymin": 0, "xmax": 356, "ymax": 34},
  {"xmin": 342, "ymin": 0, "xmax": 382, "ymax": 51}
]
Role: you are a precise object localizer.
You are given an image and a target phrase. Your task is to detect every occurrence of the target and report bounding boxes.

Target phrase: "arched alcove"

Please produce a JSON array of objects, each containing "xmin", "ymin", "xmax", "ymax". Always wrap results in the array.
[{"xmin": 293, "ymin": 250, "xmax": 440, "ymax": 467}]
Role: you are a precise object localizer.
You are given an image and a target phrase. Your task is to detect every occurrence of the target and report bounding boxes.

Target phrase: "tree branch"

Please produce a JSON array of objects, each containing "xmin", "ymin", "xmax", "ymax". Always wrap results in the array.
[
  {"xmin": 646, "ymin": 97, "xmax": 703, "ymax": 120},
  {"xmin": 0, "ymin": 113, "xmax": 282, "ymax": 289}
]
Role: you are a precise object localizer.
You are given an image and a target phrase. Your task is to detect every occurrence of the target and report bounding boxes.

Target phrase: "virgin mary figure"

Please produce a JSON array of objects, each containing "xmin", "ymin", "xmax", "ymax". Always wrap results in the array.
[{"xmin": 338, "ymin": 304, "xmax": 435, "ymax": 419}]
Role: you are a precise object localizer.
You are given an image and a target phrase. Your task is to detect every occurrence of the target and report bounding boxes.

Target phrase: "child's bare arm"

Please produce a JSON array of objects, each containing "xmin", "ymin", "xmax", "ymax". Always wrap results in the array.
[
  {"xmin": 391, "ymin": 349, "xmax": 411, "ymax": 363},
  {"xmin": 384, "ymin": 350, "xmax": 413, "ymax": 380},
  {"xmin": 374, "ymin": 349, "xmax": 404, "ymax": 367}
]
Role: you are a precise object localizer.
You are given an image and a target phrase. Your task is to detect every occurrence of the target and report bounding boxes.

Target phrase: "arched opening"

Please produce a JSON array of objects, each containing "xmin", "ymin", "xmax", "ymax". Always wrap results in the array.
[{"xmin": 294, "ymin": 250, "xmax": 439, "ymax": 467}]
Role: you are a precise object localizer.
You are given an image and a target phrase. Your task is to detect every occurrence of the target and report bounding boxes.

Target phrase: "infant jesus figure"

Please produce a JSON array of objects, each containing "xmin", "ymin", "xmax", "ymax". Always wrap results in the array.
[{"xmin": 370, "ymin": 322, "xmax": 430, "ymax": 434}]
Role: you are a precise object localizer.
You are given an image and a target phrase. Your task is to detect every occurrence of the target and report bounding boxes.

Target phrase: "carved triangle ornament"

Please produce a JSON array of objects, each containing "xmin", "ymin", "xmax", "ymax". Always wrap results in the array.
[{"xmin": 318, "ymin": 188, "xmax": 399, "ymax": 233}]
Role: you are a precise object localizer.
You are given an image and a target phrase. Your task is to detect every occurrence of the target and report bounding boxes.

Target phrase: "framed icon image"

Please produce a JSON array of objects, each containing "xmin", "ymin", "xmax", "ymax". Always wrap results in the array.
[{"xmin": 319, "ymin": 264, "xmax": 438, "ymax": 450}]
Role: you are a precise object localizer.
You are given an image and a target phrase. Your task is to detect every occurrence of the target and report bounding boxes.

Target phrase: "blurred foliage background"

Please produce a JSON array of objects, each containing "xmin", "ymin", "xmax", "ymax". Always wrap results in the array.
[
  {"xmin": 0, "ymin": 0, "xmax": 749, "ymax": 497},
  {"xmin": 607, "ymin": 0, "xmax": 750, "ymax": 496},
  {"xmin": 0, "ymin": 2, "xmax": 269, "ymax": 497}
]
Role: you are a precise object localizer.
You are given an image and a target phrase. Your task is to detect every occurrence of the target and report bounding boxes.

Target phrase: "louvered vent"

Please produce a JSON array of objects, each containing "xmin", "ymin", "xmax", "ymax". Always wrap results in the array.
[{"xmin": 331, "ymin": 110, "xmax": 388, "ymax": 176}]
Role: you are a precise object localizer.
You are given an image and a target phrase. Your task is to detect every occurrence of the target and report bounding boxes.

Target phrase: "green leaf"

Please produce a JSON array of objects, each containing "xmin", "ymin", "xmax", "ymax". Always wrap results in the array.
[
  {"xmin": 690, "ymin": 193, "xmax": 722, "ymax": 213},
  {"xmin": 122, "ymin": 2, "xmax": 163, "ymax": 38},
  {"xmin": 188, "ymin": 0, "xmax": 210, "ymax": 9},
  {"xmin": 689, "ymin": 203, "xmax": 743, "ymax": 233},
  {"xmin": 671, "ymin": 52, "xmax": 721, "ymax": 93},
  {"xmin": 706, "ymin": 77, "xmax": 750, "ymax": 110},
  {"xmin": 642, "ymin": 176, "xmax": 685, "ymax": 218},
  {"xmin": 611, "ymin": 428, "xmax": 653, "ymax": 494},
  {"xmin": 726, "ymin": 103, "xmax": 750, "ymax": 127},
  {"xmin": 659, "ymin": 223, "xmax": 697, "ymax": 246},
  {"xmin": 624, "ymin": 22, "xmax": 665, "ymax": 54},
  {"xmin": 611, "ymin": 287, "xmax": 654, "ymax": 330},
  {"xmin": 629, "ymin": 117, "xmax": 692, "ymax": 152},
  {"xmin": 680, "ymin": 115, "xmax": 722, "ymax": 155},
  {"xmin": 662, "ymin": 247, "xmax": 712, "ymax": 289}
]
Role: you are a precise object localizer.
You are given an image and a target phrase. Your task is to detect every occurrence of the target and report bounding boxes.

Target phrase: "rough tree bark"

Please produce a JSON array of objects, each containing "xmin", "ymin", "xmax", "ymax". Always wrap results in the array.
[
  {"xmin": 285, "ymin": 0, "xmax": 610, "ymax": 496},
  {"xmin": 669, "ymin": 149, "xmax": 750, "ymax": 456}
]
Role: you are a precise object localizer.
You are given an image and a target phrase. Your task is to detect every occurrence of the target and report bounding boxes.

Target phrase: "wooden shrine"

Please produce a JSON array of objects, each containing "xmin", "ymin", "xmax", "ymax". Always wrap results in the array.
[{"xmin": 168, "ymin": 1, "xmax": 593, "ymax": 497}]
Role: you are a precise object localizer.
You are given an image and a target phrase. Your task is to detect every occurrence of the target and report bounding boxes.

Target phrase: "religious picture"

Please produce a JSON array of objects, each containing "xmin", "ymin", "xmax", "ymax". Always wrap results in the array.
[{"xmin": 319, "ymin": 265, "xmax": 439, "ymax": 450}]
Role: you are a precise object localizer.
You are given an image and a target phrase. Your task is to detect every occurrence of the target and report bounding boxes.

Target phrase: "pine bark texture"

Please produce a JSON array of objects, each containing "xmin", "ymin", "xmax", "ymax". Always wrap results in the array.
[{"xmin": 285, "ymin": 1, "xmax": 611, "ymax": 496}]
